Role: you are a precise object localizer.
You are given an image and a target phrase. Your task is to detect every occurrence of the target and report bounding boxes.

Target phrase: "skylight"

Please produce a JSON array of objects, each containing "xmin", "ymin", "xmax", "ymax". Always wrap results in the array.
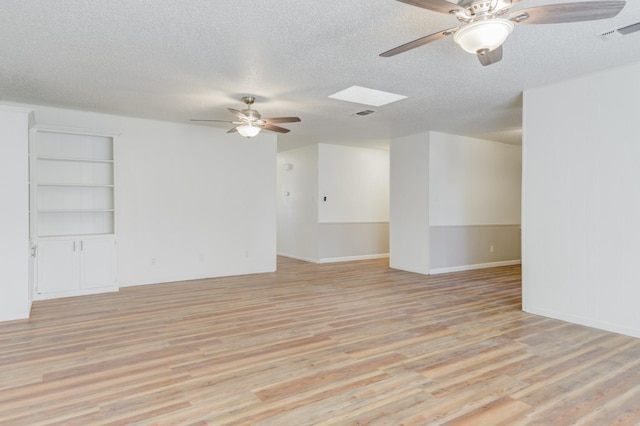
[{"xmin": 328, "ymin": 86, "xmax": 407, "ymax": 107}]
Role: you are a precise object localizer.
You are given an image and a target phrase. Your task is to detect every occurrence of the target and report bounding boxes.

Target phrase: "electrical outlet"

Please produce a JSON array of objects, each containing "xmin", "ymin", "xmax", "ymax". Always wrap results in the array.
[
  {"xmin": 151, "ymin": 257, "xmax": 156, "ymax": 265},
  {"xmin": 490, "ymin": 245, "xmax": 494, "ymax": 253}
]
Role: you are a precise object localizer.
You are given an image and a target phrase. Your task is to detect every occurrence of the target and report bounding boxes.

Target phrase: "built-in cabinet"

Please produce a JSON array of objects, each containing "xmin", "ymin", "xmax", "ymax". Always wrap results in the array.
[
  {"xmin": 30, "ymin": 126, "xmax": 118, "ymax": 299},
  {"xmin": 36, "ymin": 236, "xmax": 116, "ymax": 296}
]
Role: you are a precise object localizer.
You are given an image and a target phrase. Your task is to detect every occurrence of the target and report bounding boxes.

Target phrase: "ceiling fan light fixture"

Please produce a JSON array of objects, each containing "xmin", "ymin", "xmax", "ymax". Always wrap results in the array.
[
  {"xmin": 237, "ymin": 124, "xmax": 261, "ymax": 138},
  {"xmin": 453, "ymin": 19, "xmax": 514, "ymax": 54}
]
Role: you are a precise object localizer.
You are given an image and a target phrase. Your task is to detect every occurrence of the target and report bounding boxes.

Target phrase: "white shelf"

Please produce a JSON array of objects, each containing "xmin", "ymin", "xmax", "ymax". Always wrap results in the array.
[
  {"xmin": 37, "ymin": 156, "xmax": 114, "ymax": 163},
  {"xmin": 36, "ymin": 210, "xmax": 114, "ymax": 237},
  {"xmin": 38, "ymin": 183, "xmax": 115, "ymax": 188},
  {"xmin": 31, "ymin": 127, "xmax": 118, "ymax": 299},
  {"xmin": 31, "ymin": 129, "xmax": 116, "ymax": 239},
  {"xmin": 39, "ymin": 209, "xmax": 115, "ymax": 213},
  {"xmin": 38, "ymin": 232, "xmax": 115, "ymax": 239}
]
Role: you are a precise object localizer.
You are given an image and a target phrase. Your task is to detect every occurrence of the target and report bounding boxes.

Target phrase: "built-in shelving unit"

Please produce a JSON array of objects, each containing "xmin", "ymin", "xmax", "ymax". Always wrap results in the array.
[
  {"xmin": 30, "ymin": 126, "xmax": 118, "ymax": 299},
  {"xmin": 32, "ymin": 129, "xmax": 116, "ymax": 238}
]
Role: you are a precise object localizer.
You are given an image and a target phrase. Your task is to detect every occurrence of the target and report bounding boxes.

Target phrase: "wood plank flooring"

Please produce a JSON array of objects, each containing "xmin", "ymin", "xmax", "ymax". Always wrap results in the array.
[{"xmin": 1, "ymin": 257, "xmax": 639, "ymax": 425}]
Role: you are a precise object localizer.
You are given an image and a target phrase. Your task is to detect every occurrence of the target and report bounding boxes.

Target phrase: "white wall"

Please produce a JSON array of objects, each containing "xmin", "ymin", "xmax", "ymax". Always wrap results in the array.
[
  {"xmin": 9, "ymin": 102, "xmax": 277, "ymax": 289},
  {"xmin": 429, "ymin": 132, "xmax": 521, "ymax": 226},
  {"xmin": 429, "ymin": 132, "xmax": 522, "ymax": 273},
  {"xmin": 318, "ymin": 143, "xmax": 389, "ymax": 223},
  {"xmin": 277, "ymin": 144, "xmax": 319, "ymax": 262},
  {"xmin": 389, "ymin": 133, "xmax": 430, "ymax": 274},
  {"xmin": 389, "ymin": 131, "xmax": 522, "ymax": 275},
  {"xmin": 277, "ymin": 143, "xmax": 390, "ymax": 263},
  {"xmin": 0, "ymin": 106, "xmax": 31, "ymax": 321},
  {"xmin": 523, "ymin": 62, "xmax": 640, "ymax": 338},
  {"xmin": 317, "ymin": 143, "xmax": 389, "ymax": 262}
]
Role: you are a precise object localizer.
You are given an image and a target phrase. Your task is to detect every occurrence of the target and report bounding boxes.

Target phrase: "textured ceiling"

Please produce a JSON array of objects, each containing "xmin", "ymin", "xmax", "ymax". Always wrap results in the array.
[{"xmin": 1, "ymin": 0, "xmax": 640, "ymax": 151}]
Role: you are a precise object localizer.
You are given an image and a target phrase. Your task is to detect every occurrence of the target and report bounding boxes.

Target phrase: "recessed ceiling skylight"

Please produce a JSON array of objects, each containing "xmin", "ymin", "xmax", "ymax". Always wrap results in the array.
[{"xmin": 328, "ymin": 86, "xmax": 407, "ymax": 107}]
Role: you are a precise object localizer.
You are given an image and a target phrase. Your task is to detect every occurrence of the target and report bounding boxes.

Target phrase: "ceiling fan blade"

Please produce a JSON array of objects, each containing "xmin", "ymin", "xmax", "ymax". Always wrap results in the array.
[
  {"xmin": 262, "ymin": 117, "xmax": 301, "ymax": 124},
  {"xmin": 228, "ymin": 108, "xmax": 248, "ymax": 120},
  {"xmin": 380, "ymin": 27, "xmax": 458, "ymax": 57},
  {"xmin": 190, "ymin": 119, "xmax": 235, "ymax": 123},
  {"xmin": 477, "ymin": 45, "xmax": 503, "ymax": 66},
  {"xmin": 260, "ymin": 124, "xmax": 291, "ymax": 134},
  {"xmin": 510, "ymin": 1, "xmax": 625, "ymax": 25},
  {"xmin": 227, "ymin": 127, "xmax": 238, "ymax": 134},
  {"xmin": 396, "ymin": 0, "xmax": 465, "ymax": 14}
]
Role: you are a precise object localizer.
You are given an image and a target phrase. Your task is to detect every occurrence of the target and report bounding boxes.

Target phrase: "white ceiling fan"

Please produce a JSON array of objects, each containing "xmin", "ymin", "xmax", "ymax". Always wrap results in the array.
[
  {"xmin": 191, "ymin": 96, "xmax": 301, "ymax": 138},
  {"xmin": 381, "ymin": 0, "xmax": 627, "ymax": 66}
]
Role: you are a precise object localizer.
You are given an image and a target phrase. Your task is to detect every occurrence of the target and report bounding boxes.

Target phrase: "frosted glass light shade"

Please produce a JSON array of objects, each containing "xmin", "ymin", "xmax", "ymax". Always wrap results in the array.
[
  {"xmin": 453, "ymin": 19, "xmax": 514, "ymax": 53},
  {"xmin": 237, "ymin": 124, "xmax": 261, "ymax": 138}
]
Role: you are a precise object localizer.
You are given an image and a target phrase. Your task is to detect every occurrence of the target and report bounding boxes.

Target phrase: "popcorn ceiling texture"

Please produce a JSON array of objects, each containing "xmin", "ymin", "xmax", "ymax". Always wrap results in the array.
[{"xmin": 0, "ymin": 0, "xmax": 639, "ymax": 150}]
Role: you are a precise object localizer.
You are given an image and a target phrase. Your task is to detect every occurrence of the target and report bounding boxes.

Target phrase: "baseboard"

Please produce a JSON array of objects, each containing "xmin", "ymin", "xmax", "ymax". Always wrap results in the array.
[
  {"xmin": 524, "ymin": 306, "xmax": 640, "ymax": 339},
  {"xmin": 389, "ymin": 264, "xmax": 430, "ymax": 275},
  {"xmin": 430, "ymin": 259, "xmax": 521, "ymax": 275},
  {"xmin": 277, "ymin": 253, "xmax": 319, "ymax": 263},
  {"xmin": 33, "ymin": 286, "xmax": 119, "ymax": 301},
  {"xmin": 318, "ymin": 254, "xmax": 389, "ymax": 264},
  {"xmin": 0, "ymin": 307, "xmax": 31, "ymax": 322}
]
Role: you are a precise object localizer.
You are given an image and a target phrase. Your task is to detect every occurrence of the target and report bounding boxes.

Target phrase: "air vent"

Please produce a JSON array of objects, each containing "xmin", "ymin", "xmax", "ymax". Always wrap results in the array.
[
  {"xmin": 599, "ymin": 21, "xmax": 640, "ymax": 40},
  {"xmin": 354, "ymin": 109, "xmax": 376, "ymax": 116},
  {"xmin": 618, "ymin": 22, "xmax": 640, "ymax": 36},
  {"xmin": 599, "ymin": 29, "xmax": 619, "ymax": 40}
]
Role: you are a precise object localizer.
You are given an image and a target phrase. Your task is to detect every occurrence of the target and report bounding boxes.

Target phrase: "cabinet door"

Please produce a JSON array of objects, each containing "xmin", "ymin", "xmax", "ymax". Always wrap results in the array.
[
  {"xmin": 80, "ymin": 237, "xmax": 116, "ymax": 289},
  {"xmin": 36, "ymin": 239, "xmax": 78, "ymax": 294}
]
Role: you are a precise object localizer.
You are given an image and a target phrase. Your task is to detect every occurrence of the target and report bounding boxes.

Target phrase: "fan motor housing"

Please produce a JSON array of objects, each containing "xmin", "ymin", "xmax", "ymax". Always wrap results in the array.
[
  {"xmin": 456, "ymin": 0, "xmax": 514, "ymax": 21},
  {"xmin": 242, "ymin": 109, "xmax": 261, "ymax": 121}
]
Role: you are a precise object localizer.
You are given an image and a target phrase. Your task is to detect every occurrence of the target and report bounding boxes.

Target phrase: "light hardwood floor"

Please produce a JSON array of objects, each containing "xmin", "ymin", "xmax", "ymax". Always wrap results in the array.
[{"xmin": 1, "ymin": 257, "xmax": 639, "ymax": 425}]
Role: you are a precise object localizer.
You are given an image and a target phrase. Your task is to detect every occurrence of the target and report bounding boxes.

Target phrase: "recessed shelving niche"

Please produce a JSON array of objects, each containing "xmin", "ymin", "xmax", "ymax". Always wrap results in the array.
[
  {"xmin": 30, "ymin": 126, "xmax": 118, "ymax": 299},
  {"xmin": 31, "ymin": 128, "xmax": 116, "ymax": 238}
]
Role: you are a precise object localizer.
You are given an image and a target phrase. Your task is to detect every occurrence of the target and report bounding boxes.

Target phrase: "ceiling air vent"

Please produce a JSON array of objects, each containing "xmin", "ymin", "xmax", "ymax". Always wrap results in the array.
[
  {"xmin": 599, "ymin": 21, "xmax": 640, "ymax": 40},
  {"xmin": 618, "ymin": 22, "xmax": 640, "ymax": 36},
  {"xmin": 355, "ymin": 109, "xmax": 376, "ymax": 116}
]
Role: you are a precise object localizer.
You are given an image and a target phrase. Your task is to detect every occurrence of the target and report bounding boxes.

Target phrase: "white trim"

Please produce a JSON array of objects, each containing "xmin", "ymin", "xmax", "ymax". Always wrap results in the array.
[
  {"xmin": 389, "ymin": 264, "xmax": 430, "ymax": 275},
  {"xmin": 318, "ymin": 221, "xmax": 389, "ymax": 225},
  {"xmin": 0, "ymin": 308, "xmax": 30, "ymax": 322},
  {"xmin": 318, "ymin": 254, "xmax": 389, "ymax": 264},
  {"xmin": 32, "ymin": 124, "xmax": 121, "ymax": 138},
  {"xmin": 277, "ymin": 252, "xmax": 390, "ymax": 264},
  {"xmin": 430, "ymin": 259, "xmax": 521, "ymax": 275},
  {"xmin": 0, "ymin": 105, "xmax": 33, "ymax": 114},
  {"xmin": 277, "ymin": 253, "xmax": 319, "ymax": 263},
  {"xmin": 524, "ymin": 306, "xmax": 640, "ymax": 339},
  {"xmin": 521, "ymin": 97, "xmax": 530, "ymax": 314},
  {"xmin": 429, "ymin": 224, "xmax": 521, "ymax": 228},
  {"xmin": 33, "ymin": 286, "xmax": 119, "ymax": 301}
]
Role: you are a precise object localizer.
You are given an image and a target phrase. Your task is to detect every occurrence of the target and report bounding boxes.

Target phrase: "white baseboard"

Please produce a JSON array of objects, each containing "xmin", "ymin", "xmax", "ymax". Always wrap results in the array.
[
  {"xmin": 0, "ymin": 307, "xmax": 31, "ymax": 322},
  {"xmin": 33, "ymin": 286, "xmax": 119, "ymax": 301},
  {"xmin": 430, "ymin": 259, "xmax": 521, "ymax": 275},
  {"xmin": 277, "ymin": 253, "xmax": 319, "ymax": 263},
  {"xmin": 389, "ymin": 264, "xmax": 430, "ymax": 275},
  {"xmin": 318, "ymin": 254, "xmax": 389, "ymax": 264},
  {"xmin": 524, "ymin": 306, "xmax": 640, "ymax": 339},
  {"xmin": 278, "ymin": 253, "xmax": 390, "ymax": 264}
]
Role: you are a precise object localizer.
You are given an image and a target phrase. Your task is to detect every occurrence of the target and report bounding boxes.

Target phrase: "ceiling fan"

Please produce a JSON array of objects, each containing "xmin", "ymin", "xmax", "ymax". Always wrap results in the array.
[
  {"xmin": 381, "ymin": 0, "xmax": 626, "ymax": 66},
  {"xmin": 191, "ymin": 96, "xmax": 301, "ymax": 138}
]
